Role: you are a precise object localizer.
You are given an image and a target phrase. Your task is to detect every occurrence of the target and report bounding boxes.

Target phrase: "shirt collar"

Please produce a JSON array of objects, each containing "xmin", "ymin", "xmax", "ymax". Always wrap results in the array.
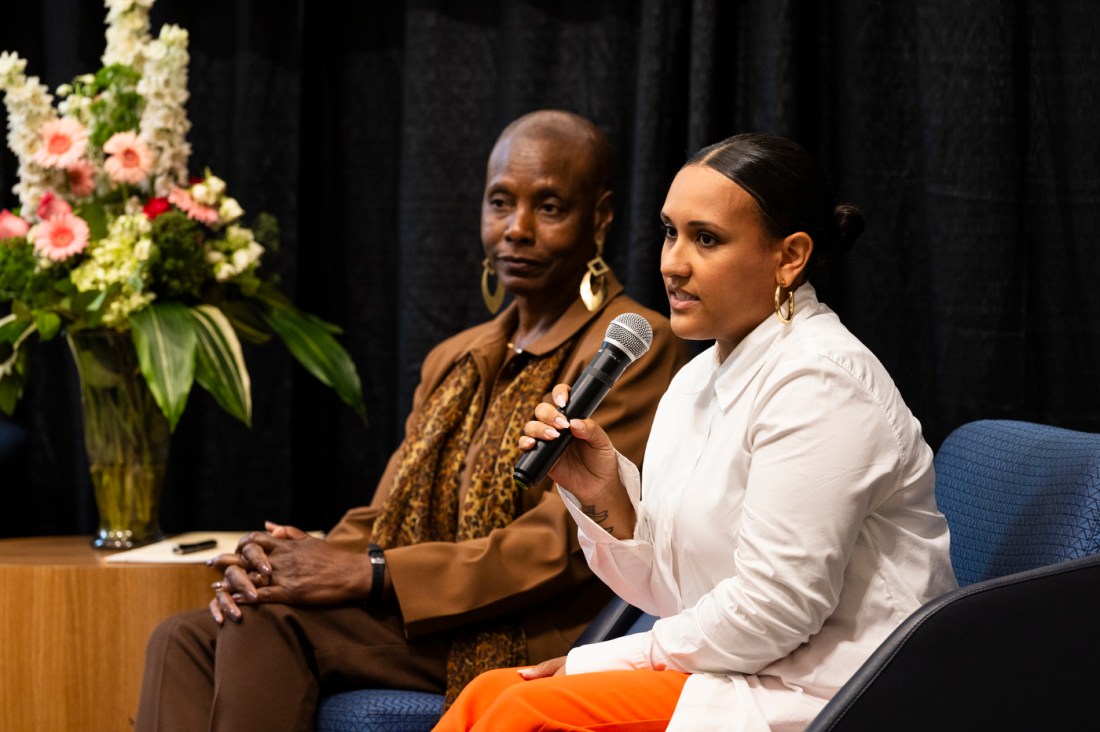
[
  {"xmin": 712, "ymin": 282, "xmax": 821, "ymax": 409},
  {"xmin": 462, "ymin": 270, "xmax": 627, "ymax": 358}
]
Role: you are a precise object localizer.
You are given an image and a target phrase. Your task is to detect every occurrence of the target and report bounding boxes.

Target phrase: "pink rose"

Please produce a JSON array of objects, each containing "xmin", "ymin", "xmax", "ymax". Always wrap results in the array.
[
  {"xmin": 0, "ymin": 209, "xmax": 30, "ymax": 240},
  {"xmin": 37, "ymin": 191, "xmax": 73, "ymax": 221}
]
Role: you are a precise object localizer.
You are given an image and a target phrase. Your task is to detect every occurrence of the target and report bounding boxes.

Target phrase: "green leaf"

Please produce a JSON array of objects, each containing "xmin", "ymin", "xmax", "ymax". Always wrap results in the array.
[
  {"xmin": 190, "ymin": 305, "xmax": 252, "ymax": 427},
  {"xmin": 0, "ymin": 316, "xmax": 35, "ymax": 378},
  {"xmin": 261, "ymin": 306, "xmax": 366, "ymax": 422},
  {"xmin": 218, "ymin": 299, "xmax": 273, "ymax": 344},
  {"xmin": 0, "ymin": 314, "xmax": 32, "ymax": 345},
  {"xmin": 0, "ymin": 316, "xmax": 33, "ymax": 415},
  {"xmin": 0, "ymin": 371, "xmax": 23, "ymax": 415},
  {"xmin": 74, "ymin": 200, "xmax": 108, "ymax": 241},
  {"xmin": 33, "ymin": 310, "xmax": 61, "ymax": 341},
  {"xmin": 253, "ymin": 283, "xmax": 342, "ymax": 334},
  {"xmin": 130, "ymin": 302, "xmax": 198, "ymax": 431}
]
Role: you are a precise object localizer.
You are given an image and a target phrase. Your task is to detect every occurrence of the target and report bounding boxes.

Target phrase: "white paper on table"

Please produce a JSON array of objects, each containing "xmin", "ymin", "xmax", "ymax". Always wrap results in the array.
[{"xmin": 103, "ymin": 530, "xmax": 323, "ymax": 564}]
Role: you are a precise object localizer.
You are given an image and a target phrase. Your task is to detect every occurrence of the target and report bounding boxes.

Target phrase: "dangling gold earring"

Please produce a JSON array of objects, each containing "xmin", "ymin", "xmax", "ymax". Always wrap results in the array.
[
  {"xmin": 481, "ymin": 257, "xmax": 504, "ymax": 314},
  {"xmin": 774, "ymin": 282, "xmax": 794, "ymax": 324},
  {"xmin": 579, "ymin": 233, "xmax": 610, "ymax": 312}
]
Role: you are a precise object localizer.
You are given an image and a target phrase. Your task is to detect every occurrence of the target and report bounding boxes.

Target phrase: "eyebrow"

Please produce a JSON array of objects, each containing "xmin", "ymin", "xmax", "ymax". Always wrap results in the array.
[{"xmin": 660, "ymin": 212, "xmax": 723, "ymax": 229}]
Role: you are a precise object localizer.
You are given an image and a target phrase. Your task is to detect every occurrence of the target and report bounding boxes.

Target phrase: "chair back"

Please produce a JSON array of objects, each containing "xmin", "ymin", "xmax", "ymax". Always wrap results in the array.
[
  {"xmin": 805, "ymin": 551, "xmax": 1100, "ymax": 731},
  {"xmin": 933, "ymin": 419, "xmax": 1100, "ymax": 585},
  {"xmin": 806, "ymin": 420, "xmax": 1100, "ymax": 730}
]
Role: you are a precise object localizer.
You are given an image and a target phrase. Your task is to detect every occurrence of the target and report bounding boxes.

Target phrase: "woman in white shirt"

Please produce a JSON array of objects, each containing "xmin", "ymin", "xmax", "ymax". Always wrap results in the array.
[{"xmin": 433, "ymin": 133, "xmax": 957, "ymax": 732}]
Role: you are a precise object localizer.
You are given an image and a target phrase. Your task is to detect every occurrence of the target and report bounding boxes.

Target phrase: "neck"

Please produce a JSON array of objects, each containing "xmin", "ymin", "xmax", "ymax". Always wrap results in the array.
[{"xmin": 510, "ymin": 279, "xmax": 583, "ymax": 349}]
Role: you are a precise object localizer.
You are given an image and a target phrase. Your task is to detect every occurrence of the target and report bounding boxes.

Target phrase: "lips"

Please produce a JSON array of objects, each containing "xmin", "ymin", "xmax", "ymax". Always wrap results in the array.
[
  {"xmin": 495, "ymin": 255, "xmax": 546, "ymax": 275},
  {"xmin": 667, "ymin": 285, "xmax": 699, "ymax": 310}
]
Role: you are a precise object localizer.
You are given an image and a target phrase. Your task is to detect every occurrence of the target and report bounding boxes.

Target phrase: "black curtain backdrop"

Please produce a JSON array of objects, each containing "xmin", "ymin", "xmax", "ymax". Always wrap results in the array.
[{"xmin": 2, "ymin": 0, "xmax": 1097, "ymax": 537}]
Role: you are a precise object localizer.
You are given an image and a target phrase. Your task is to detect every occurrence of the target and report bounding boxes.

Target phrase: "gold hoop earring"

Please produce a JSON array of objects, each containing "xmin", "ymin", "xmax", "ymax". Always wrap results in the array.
[
  {"xmin": 774, "ymin": 283, "xmax": 794, "ymax": 324},
  {"xmin": 481, "ymin": 257, "xmax": 504, "ymax": 314},
  {"xmin": 579, "ymin": 234, "xmax": 610, "ymax": 312}
]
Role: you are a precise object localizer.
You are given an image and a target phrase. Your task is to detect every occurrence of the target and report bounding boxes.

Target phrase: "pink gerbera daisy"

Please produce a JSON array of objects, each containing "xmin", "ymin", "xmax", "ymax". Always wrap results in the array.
[
  {"xmin": 103, "ymin": 131, "xmax": 152, "ymax": 185},
  {"xmin": 32, "ymin": 211, "xmax": 90, "ymax": 261},
  {"xmin": 33, "ymin": 118, "xmax": 89, "ymax": 170},
  {"xmin": 168, "ymin": 186, "xmax": 220, "ymax": 226},
  {"xmin": 67, "ymin": 160, "xmax": 97, "ymax": 197}
]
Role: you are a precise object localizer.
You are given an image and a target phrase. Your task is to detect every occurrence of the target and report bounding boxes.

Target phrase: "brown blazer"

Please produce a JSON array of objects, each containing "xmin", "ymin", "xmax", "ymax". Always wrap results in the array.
[{"xmin": 326, "ymin": 272, "xmax": 687, "ymax": 662}]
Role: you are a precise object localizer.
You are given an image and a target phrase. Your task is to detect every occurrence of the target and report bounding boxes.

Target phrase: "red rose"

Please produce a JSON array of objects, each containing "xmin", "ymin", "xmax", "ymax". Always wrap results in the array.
[{"xmin": 143, "ymin": 197, "xmax": 171, "ymax": 220}]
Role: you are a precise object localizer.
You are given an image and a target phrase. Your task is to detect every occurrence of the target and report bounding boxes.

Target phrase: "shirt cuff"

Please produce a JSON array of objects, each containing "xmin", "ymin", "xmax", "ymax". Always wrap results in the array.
[{"xmin": 566, "ymin": 630, "xmax": 652, "ymax": 674}]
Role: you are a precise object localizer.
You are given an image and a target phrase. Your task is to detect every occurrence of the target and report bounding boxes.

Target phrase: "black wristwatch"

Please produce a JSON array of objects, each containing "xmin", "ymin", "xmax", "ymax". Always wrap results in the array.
[{"xmin": 367, "ymin": 543, "xmax": 386, "ymax": 605}]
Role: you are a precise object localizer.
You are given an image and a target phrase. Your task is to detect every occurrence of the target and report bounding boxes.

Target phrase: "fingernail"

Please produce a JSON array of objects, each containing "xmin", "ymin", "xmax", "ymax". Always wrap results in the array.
[
  {"xmin": 517, "ymin": 667, "xmax": 534, "ymax": 678},
  {"xmin": 554, "ymin": 415, "xmax": 569, "ymax": 429},
  {"xmin": 543, "ymin": 427, "xmax": 560, "ymax": 440},
  {"xmin": 206, "ymin": 559, "xmax": 214, "ymax": 566},
  {"xmin": 554, "ymin": 394, "xmax": 567, "ymax": 408}
]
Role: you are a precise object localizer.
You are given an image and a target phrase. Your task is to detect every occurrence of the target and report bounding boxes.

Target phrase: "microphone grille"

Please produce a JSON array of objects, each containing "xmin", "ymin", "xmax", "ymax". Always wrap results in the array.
[{"xmin": 605, "ymin": 313, "xmax": 653, "ymax": 360}]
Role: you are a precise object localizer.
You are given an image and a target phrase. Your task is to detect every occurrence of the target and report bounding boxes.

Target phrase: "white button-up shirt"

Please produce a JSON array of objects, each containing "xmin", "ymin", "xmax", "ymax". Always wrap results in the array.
[{"xmin": 561, "ymin": 284, "xmax": 956, "ymax": 731}]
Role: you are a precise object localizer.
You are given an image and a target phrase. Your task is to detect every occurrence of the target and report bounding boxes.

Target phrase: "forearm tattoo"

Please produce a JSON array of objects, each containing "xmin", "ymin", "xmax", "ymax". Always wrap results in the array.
[{"xmin": 581, "ymin": 503, "xmax": 613, "ymax": 533}]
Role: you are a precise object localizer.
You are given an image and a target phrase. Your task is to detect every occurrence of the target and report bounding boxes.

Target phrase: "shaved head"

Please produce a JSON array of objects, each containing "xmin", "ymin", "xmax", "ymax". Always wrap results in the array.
[{"xmin": 490, "ymin": 110, "xmax": 613, "ymax": 197}]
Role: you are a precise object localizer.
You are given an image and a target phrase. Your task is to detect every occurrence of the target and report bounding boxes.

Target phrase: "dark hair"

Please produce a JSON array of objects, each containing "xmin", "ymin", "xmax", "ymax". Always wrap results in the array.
[{"xmin": 685, "ymin": 133, "xmax": 864, "ymax": 280}]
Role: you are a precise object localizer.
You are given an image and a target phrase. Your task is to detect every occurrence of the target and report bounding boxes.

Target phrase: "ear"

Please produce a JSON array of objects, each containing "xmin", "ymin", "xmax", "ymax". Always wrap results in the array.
[
  {"xmin": 775, "ymin": 231, "xmax": 812, "ymax": 286},
  {"xmin": 593, "ymin": 189, "xmax": 614, "ymax": 242}
]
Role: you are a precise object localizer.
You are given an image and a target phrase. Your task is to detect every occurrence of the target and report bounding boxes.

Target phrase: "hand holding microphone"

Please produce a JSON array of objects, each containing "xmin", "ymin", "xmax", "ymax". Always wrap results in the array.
[{"xmin": 514, "ymin": 313, "xmax": 653, "ymax": 490}]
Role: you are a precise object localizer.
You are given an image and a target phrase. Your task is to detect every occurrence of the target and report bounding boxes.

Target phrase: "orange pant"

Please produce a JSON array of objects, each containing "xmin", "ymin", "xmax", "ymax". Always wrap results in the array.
[{"xmin": 433, "ymin": 666, "xmax": 689, "ymax": 731}]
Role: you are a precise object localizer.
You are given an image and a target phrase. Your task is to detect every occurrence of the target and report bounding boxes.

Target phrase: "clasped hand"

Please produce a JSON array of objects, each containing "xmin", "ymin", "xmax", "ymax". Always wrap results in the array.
[{"xmin": 208, "ymin": 521, "xmax": 373, "ymax": 624}]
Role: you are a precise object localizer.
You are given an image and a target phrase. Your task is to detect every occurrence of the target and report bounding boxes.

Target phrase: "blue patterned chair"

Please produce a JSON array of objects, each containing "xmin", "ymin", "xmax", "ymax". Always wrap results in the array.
[
  {"xmin": 322, "ymin": 419, "xmax": 1100, "ymax": 731},
  {"xmin": 931, "ymin": 419, "xmax": 1100, "ymax": 584},
  {"xmin": 806, "ymin": 419, "xmax": 1100, "ymax": 730},
  {"xmin": 315, "ymin": 597, "xmax": 656, "ymax": 731}
]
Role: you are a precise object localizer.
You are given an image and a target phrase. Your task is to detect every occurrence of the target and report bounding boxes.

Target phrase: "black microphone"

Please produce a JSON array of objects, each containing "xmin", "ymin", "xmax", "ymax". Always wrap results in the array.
[{"xmin": 513, "ymin": 313, "xmax": 654, "ymax": 490}]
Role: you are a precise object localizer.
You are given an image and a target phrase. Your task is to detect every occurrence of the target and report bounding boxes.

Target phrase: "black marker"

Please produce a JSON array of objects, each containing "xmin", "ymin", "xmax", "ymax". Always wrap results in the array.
[{"xmin": 172, "ymin": 538, "xmax": 218, "ymax": 555}]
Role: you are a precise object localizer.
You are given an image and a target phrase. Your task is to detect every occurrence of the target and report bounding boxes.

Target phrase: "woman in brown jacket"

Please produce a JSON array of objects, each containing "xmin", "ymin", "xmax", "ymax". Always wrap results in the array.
[{"xmin": 135, "ymin": 109, "xmax": 686, "ymax": 731}]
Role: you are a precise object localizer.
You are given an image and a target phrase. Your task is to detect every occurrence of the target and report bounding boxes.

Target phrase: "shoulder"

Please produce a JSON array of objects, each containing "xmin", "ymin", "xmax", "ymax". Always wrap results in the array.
[
  {"xmin": 761, "ymin": 310, "xmax": 926, "ymax": 464},
  {"xmin": 773, "ymin": 310, "xmax": 893, "ymax": 397},
  {"xmin": 418, "ymin": 318, "xmax": 503, "ymax": 375}
]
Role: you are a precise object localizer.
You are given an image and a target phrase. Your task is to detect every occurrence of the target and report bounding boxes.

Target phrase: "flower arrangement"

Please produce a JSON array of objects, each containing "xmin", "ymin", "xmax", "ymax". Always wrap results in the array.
[{"xmin": 0, "ymin": 0, "xmax": 365, "ymax": 430}]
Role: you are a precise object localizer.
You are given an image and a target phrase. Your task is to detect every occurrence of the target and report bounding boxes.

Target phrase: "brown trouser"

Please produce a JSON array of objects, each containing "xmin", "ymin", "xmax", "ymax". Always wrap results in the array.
[{"xmin": 135, "ymin": 601, "xmax": 449, "ymax": 732}]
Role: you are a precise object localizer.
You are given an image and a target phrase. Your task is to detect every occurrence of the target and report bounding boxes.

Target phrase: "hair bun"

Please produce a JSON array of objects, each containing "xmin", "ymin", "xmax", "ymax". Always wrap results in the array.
[{"xmin": 832, "ymin": 203, "xmax": 865, "ymax": 258}]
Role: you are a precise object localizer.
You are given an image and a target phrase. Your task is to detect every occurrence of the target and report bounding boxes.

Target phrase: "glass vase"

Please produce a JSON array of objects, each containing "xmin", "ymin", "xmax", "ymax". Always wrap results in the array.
[{"xmin": 67, "ymin": 329, "xmax": 170, "ymax": 550}]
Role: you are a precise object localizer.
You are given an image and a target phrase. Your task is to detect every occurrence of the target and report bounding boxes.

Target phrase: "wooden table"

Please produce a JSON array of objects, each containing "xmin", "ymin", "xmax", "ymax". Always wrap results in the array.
[{"xmin": 0, "ymin": 536, "xmax": 220, "ymax": 731}]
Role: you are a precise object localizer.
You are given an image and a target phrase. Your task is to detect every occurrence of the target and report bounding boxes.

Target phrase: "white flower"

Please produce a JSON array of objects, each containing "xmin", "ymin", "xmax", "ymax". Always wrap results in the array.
[
  {"xmin": 205, "ymin": 174, "xmax": 226, "ymax": 198},
  {"xmin": 191, "ymin": 182, "xmax": 211, "ymax": 205},
  {"xmin": 0, "ymin": 51, "xmax": 28, "ymax": 87},
  {"xmin": 0, "ymin": 58, "xmax": 62, "ymax": 217},
  {"xmin": 218, "ymin": 197, "xmax": 243, "ymax": 223},
  {"xmin": 138, "ymin": 23, "xmax": 191, "ymax": 196},
  {"xmin": 134, "ymin": 237, "xmax": 152, "ymax": 261},
  {"xmin": 101, "ymin": 0, "xmax": 152, "ymax": 70}
]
